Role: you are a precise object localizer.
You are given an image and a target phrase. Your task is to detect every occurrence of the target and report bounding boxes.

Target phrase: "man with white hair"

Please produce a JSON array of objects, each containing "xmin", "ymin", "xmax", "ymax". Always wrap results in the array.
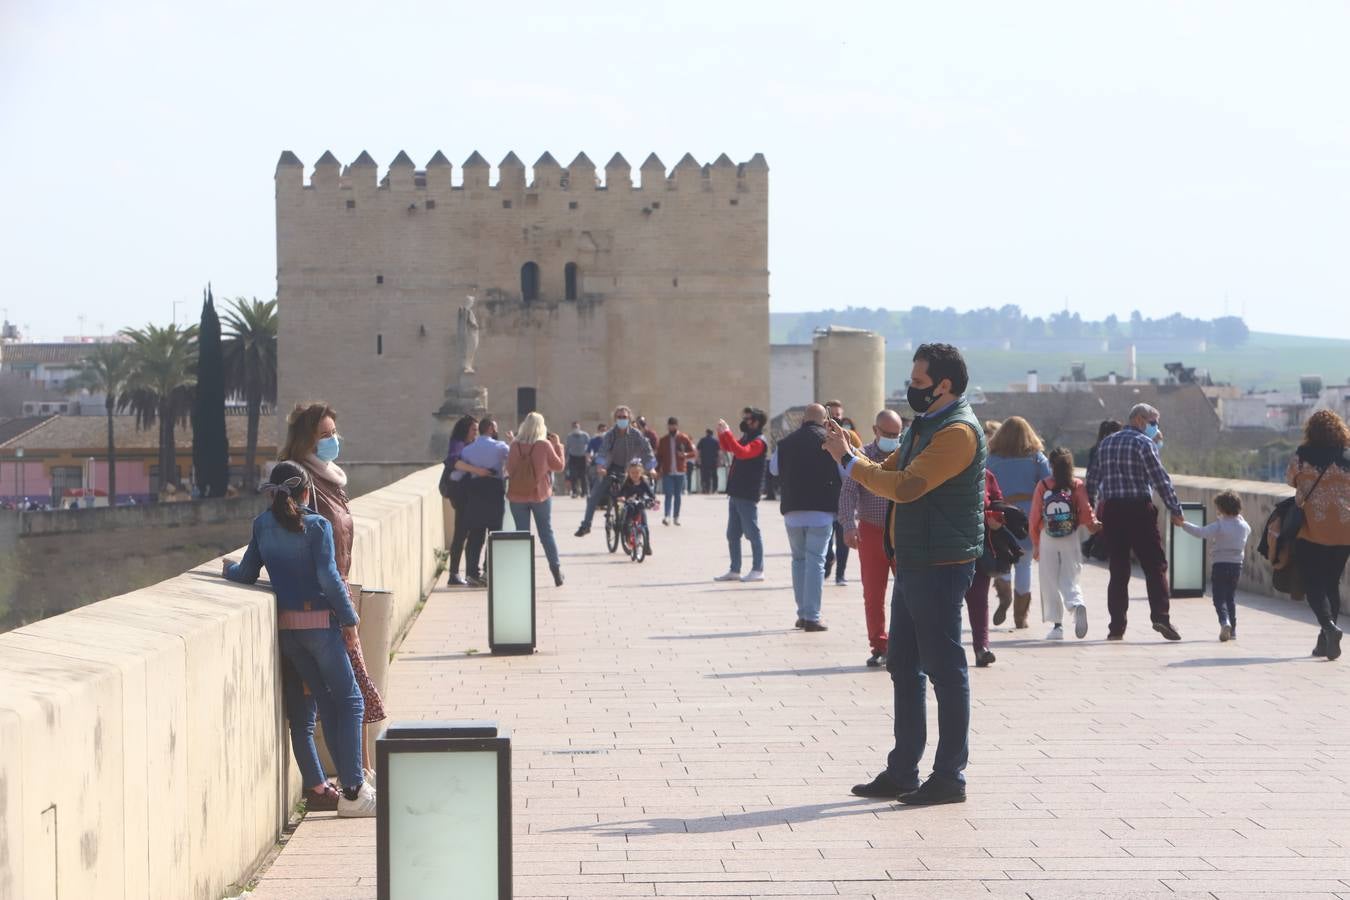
[
  {"xmin": 1086, "ymin": 402, "xmax": 1186, "ymax": 641},
  {"xmin": 769, "ymin": 403, "xmax": 841, "ymax": 631}
]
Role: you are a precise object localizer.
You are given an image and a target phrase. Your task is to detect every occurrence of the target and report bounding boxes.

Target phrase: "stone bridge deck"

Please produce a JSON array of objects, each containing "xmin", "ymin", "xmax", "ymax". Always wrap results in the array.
[{"xmin": 250, "ymin": 494, "xmax": 1350, "ymax": 900}]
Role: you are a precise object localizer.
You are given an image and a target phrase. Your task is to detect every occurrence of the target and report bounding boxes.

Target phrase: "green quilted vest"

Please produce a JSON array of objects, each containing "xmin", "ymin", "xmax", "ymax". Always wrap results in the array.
[{"xmin": 889, "ymin": 397, "xmax": 987, "ymax": 569}]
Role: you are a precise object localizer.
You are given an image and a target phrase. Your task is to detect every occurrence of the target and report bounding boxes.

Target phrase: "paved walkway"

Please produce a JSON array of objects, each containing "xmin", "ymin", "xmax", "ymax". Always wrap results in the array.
[{"xmin": 250, "ymin": 493, "xmax": 1350, "ymax": 899}]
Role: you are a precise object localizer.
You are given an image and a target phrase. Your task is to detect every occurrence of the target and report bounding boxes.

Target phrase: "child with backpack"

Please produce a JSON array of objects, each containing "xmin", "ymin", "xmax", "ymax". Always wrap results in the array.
[
  {"xmin": 1030, "ymin": 447, "xmax": 1102, "ymax": 640},
  {"xmin": 1181, "ymin": 490, "xmax": 1251, "ymax": 642}
]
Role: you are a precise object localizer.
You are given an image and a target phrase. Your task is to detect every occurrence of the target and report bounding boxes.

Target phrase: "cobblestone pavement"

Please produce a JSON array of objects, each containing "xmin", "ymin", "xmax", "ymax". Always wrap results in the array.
[{"xmin": 251, "ymin": 494, "xmax": 1350, "ymax": 899}]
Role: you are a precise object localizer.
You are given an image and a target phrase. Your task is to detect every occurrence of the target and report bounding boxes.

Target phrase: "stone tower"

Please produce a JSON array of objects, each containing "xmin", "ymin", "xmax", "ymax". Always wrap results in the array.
[{"xmin": 274, "ymin": 149, "xmax": 770, "ymax": 461}]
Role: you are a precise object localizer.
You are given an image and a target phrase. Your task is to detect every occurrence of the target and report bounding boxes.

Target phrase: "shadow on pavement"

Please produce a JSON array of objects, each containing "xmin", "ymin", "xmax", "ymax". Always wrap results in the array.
[{"xmin": 547, "ymin": 798, "xmax": 906, "ymax": 836}]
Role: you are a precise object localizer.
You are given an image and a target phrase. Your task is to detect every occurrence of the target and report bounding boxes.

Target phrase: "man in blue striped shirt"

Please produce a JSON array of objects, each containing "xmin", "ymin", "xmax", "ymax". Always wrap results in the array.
[{"xmin": 1086, "ymin": 403, "xmax": 1186, "ymax": 641}]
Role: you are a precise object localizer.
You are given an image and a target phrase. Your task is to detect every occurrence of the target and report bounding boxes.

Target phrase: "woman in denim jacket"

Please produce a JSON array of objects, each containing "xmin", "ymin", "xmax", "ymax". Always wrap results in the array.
[{"xmin": 224, "ymin": 461, "xmax": 376, "ymax": 817}]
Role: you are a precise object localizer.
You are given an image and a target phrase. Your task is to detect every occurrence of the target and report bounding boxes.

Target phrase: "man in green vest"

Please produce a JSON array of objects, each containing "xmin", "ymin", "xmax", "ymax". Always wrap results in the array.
[{"xmin": 823, "ymin": 343, "xmax": 986, "ymax": 806}]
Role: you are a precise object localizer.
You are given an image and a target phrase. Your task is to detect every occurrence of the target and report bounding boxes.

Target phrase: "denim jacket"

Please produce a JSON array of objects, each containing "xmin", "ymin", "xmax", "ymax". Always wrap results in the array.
[{"xmin": 224, "ymin": 508, "xmax": 359, "ymax": 627}]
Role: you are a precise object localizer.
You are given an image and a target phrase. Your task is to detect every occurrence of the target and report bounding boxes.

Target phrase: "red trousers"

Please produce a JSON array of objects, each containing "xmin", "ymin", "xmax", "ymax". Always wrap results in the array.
[
  {"xmin": 857, "ymin": 521, "xmax": 892, "ymax": 655},
  {"xmin": 965, "ymin": 570, "xmax": 990, "ymax": 653}
]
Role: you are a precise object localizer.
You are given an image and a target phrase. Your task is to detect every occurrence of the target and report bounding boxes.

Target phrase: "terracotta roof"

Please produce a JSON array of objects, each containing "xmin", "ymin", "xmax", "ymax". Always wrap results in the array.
[
  {"xmin": 967, "ymin": 383, "xmax": 1222, "ymax": 454},
  {"xmin": 0, "ymin": 343, "xmax": 99, "ymax": 366},
  {"xmin": 0, "ymin": 415, "xmax": 57, "ymax": 445},
  {"xmin": 0, "ymin": 414, "xmax": 276, "ymax": 453}
]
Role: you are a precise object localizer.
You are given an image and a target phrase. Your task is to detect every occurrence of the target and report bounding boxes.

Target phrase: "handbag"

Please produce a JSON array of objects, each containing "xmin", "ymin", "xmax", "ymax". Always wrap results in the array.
[{"xmin": 1281, "ymin": 462, "xmax": 1331, "ymax": 545}]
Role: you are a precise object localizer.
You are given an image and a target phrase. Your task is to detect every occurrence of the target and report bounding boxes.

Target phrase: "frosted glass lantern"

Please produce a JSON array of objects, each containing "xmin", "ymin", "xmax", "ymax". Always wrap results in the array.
[
  {"xmin": 488, "ymin": 531, "xmax": 535, "ymax": 654},
  {"xmin": 377, "ymin": 721, "xmax": 512, "ymax": 900},
  {"xmin": 1169, "ymin": 501, "xmax": 1207, "ymax": 599}
]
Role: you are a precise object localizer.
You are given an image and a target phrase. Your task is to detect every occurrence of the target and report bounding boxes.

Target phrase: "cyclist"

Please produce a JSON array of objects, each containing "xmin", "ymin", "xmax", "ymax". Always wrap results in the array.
[
  {"xmin": 616, "ymin": 459, "xmax": 656, "ymax": 557},
  {"xmin": 575, "ymin": 405, "xmax": 655, "ymax": 537}
]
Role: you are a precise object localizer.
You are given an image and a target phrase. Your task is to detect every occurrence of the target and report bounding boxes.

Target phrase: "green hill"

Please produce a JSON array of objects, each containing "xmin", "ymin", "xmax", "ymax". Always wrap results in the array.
[{"xmin": 770, "ymin": 313, "xmax": 1349, "ymax": 394}]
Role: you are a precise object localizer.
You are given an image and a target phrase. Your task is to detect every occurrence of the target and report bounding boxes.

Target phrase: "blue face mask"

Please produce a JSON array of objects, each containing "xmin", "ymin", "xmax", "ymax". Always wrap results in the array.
[
  {"xmin": 877, "ymin": 435, "xmax": 901, "ymax": 453},
  {"xmin": 315, "ymin": 435, "xmax": 341, "ymax": 462},
  {"xmin": 615, "ymin": 418, "xmax": 630, "ymax": 430},
  {"xmin": 1143, "ymin": 422, "xmax": 1159, "ymax": 440}
]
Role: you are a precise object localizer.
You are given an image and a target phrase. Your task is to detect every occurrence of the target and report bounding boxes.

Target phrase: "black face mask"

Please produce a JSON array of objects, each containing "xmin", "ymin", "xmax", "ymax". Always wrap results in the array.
[{"xmin": 907, "ymin": 384, "xmax": 938, "ymax": 414}]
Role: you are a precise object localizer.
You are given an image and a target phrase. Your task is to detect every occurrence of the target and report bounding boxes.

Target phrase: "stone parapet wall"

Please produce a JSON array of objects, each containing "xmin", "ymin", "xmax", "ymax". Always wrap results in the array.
[{"xmin": 0, "ymin": 466, "xmax": 444, "ymax": 900}]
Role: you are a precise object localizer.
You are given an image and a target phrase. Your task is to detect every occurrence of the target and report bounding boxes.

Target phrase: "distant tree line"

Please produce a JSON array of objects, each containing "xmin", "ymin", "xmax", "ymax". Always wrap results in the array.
[{"xmin": 785, "ymin": 305, "xmax": 1250, "ymax": 349}]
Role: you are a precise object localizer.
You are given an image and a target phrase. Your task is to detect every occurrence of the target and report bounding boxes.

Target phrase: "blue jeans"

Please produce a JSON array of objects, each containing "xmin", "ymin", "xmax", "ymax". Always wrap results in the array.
[
  {"xmin": 581, "ymin": 472, "xmax": 618, "ymax": 528},
  {"xmin": 886, "ymin": 562, "xmax": 976, "ymax": 786},
  {"xmin": 1212, "ymin": 562, "xmax": 1241, "ymax": 631},
  {"xmin": 726, "ymin": 496, "xmax": 764, "ymax": 573},
  {"xmin": 661, "ymin": 473, "xmax": 685, "ymax": 519},
  {"xmin": 280, "ymin": 627, "xmax": 365, "ymax": 790},
  {"xmin": 786, "ymin": 524, "xmax": 832, "ymax": 622},
  {"xmin": 997, "ymin": 534, "xmax": 1033, "ymax": 594},
  {"xmin": 510, "ymin": 498, "xmax": 561, "ymax": 570}
]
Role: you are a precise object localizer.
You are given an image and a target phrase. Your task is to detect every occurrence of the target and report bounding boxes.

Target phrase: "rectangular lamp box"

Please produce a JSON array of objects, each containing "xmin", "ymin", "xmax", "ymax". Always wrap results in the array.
[
  {"xmin": 1169, "ymin": 500, "xmax": 1207, "ymax": 599},
  {"xmin": 377, "ymin": 721, "xmax": 512, "ymax": 900},
  {"xmin": 488, "ymin": 530, "xmax": 535, "ymax": 654}
]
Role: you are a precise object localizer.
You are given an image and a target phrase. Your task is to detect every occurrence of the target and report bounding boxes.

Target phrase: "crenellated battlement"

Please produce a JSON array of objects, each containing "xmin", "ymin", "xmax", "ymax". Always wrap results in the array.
[{"xmin": 275, "ymin": 149, "xmax": 768, "ymax": 193}]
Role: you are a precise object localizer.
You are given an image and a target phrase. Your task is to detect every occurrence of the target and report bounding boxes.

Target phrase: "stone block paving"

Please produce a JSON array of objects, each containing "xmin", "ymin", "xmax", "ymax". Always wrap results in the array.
[{"xmin": 250, "ymin": 494, "xmax": 1350, "ymax": 899}]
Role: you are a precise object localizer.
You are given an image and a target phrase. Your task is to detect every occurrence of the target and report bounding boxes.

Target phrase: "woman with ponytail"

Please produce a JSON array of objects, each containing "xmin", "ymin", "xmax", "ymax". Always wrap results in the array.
[
  {"xmin": 1029, "ymin": 447, "xmax": 1101, "ymax": 641},
  {"xmin": 224, "ymin": 460, "xmax": 376, "ymax": 817},
  {"xmin": 280, "ymin": 402, "xmax": 386, "ymax": 783}
]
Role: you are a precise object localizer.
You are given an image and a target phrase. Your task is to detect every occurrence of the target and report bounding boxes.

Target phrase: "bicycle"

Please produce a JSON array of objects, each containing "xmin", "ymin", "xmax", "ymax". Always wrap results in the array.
[
  {"xmin": 620, "ymin": 497, "xmax": 653, "ymax": 563},
  {"xmin": 600, "ymin": 474, "xmax": 624, "ymax": 554}
]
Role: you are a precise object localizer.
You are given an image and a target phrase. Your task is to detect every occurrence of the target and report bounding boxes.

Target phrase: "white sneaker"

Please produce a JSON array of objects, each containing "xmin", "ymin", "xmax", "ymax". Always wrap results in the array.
[
  {"xmin": 337, "ymin": 781, "xmax": 377, "ymax": 818},
  {"xmin": 1046, "ymin": 624, "xmax": 1064, "ymax": 640},
  {"xmin": 363, "ymin": 767, "xmax": 377, "ymax": 791},
  {"xmin": 713, "ymin": 570, "xmax": 741, "ymax": 582},
  {"xmin": 741, "ymin": 570, "xmax": 765, "ymax": 582},
  {"xmin": 1074, "ymin": 605, "xmax": 1089, "ymax": 639}
]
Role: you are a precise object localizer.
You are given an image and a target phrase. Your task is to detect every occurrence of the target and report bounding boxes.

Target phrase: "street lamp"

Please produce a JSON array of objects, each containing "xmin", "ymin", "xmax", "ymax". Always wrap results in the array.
[
  {"xmin": 1169, "ymin": 501, "xmax": 1207, "ymax": 599},
  {"xmin": 487, "ymin": 531, "xmax": 536, "ymax": 654},
  {"xmin": 376, "ymin": 721, "xmax": 512, "ymax": 900}
]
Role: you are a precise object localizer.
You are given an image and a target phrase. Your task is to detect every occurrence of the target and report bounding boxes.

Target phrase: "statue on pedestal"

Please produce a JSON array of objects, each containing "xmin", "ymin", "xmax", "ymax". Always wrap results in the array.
[
  {"xmin": 432, "ymin": 293, "xmax": 488, "ymax": 457},
  {"xmin": 456, "ymin": 294, "xmax": 480, "ymax": 375}
]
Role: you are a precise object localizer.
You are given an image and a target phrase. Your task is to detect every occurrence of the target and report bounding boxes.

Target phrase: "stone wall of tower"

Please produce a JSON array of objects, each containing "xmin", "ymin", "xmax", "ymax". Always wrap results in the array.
[{"xmin": 274, "ymin": 149, "xmax": 770, "ymax": 461}]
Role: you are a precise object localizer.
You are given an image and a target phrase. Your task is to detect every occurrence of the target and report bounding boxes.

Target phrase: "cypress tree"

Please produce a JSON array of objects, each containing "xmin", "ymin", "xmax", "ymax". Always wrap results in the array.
[{"xmin": 192, "ymin": 287, "xmax": 229, "ymax": 498}]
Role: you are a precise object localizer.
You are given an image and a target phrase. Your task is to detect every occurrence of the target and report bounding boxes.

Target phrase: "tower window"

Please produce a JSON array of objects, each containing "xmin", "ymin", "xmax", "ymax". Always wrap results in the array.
[
  {"xmin": 377, "ymin": 334, "xmax": 383, "ymax": 355},
  {"xmin": 502, "ymin": 199, "xmax": 512, "ymax": 209},
  {"xmin": 564, "ymin": 263, "xmax": 579, "ymax": 301},
  {"xmin": 521, "ymin": 262, "xmax": 540, "ymax": 303},
  {"xmin": 346, "ymin": 199, "xmax": 356, "ymax": 209},
  {"xmin": 376, "ymin": 274, "xmax": 383, "ymax": 285},
  {"xmin": 425, "ymin": 199, "xmax": 436, "ymax": 210},
  {"xmin": 568, "ymin": 201, "xmax": 578, "ymax": 210}
]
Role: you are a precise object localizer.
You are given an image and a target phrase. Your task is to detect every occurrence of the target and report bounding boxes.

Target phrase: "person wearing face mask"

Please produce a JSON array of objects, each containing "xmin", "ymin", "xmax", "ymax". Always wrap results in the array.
[
  {"xmin": 824, "ymin": 343, "xmax": 985, "ymax": 807},
  {"xmin": 655, "ymin": 417, "xmax": 696, "ymax": 526},
  {"xmin": 575, "ymin": 405, "xmax": 655, "ymax": 537},
  {"xmin": 1086, "ymin": 403, "xmax": 1186, "ymax": 642},
  {"xmin": 279, "ymin": 401, "xmax": 386, "ymax": 788},
  {"xmin": 838, "ymin": 409, "xmax": 905, "ymax": 667},
  {"xmin": 713, "ymin": 407, "xmax": 770, "ymax": 582}
]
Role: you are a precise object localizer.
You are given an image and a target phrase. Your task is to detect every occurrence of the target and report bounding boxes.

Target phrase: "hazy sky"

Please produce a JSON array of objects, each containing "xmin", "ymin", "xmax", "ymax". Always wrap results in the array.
[{"xmin": 3, "ymin": 1, "xmax": 1348, "ymax": 340}]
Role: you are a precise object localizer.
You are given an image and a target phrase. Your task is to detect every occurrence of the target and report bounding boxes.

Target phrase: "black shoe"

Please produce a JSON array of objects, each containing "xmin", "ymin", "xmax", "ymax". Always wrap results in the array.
[
  {"xmin": 466, "ymin": 574, "xmax": 486, "ymax": 588},
  {"xmin": 865, "ymin": 653, "xmax": 885, "ymax": 668},
  {"xmin": 1106, "ymin": 632, "xmax": 1124, "ymax": 641},
  {"xmin": 851, "ymin": 773, "xmax": 917, "ymax": 800},
  {"xmin": 644, "ymin": 543, "xmax": 653, "ymax": 556},
  {"xmin": 1313, "ymin": 631, "xmax": 1328, "ymax": 657},
  {"xmin": 898, "ymin": 776, "xmax": 966, "ymax": 806},
  {"xmin": 794, "ymin": 618, "xmax": 806, "ymax": 629},
  {"xmin": 992, "ymin": 600, "xmax": 1010, "ymax": 626},
  {"xmin": 447, "ymin": 574, "xmax": 467, "ymax": 586},
  {"xmin": 574, "ymin": 525, "xmax": 590, "ymax": 537},
  {"xmin": 975, "ymin": 649, "xmax": 995, "ymax": 667},
  {"xmin": 550, "ymin": 565, "xmax": 564, "ymax": 587},
  {"xmin": 1325, "ymin": 625, "xmax": 1343, "ymax": 661},
  {"xmin": 802, "ymin": 620, "xmax": 828, "ymax": 632},
  {"xmin": 1153, "ymin": 621, "xmax": 1181, "ymax": 641}
]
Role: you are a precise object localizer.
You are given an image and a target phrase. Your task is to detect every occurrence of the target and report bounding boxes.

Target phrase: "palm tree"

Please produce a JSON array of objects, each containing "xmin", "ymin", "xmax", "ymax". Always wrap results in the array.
[
  {"xmin": 122, "ymin": 323, "xmax": 198, "ymax": 497},
  {"xmin": 68, "ymin": 342, "xmax": 135, "ymax": 502},
  {"xmin": 222, "ymin": 297, "xmax": 278, "ymax": 491}
]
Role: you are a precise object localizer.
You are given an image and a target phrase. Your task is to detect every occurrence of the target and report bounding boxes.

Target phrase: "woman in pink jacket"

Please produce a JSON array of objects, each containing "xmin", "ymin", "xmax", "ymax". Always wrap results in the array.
[
  {"xmin": 507, "ymin": 411, "xmax": 567, "ymax": 586},
  {"xmin": 1030, "ymin": 447, "xmax": 1102, "ymax": 640}
]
